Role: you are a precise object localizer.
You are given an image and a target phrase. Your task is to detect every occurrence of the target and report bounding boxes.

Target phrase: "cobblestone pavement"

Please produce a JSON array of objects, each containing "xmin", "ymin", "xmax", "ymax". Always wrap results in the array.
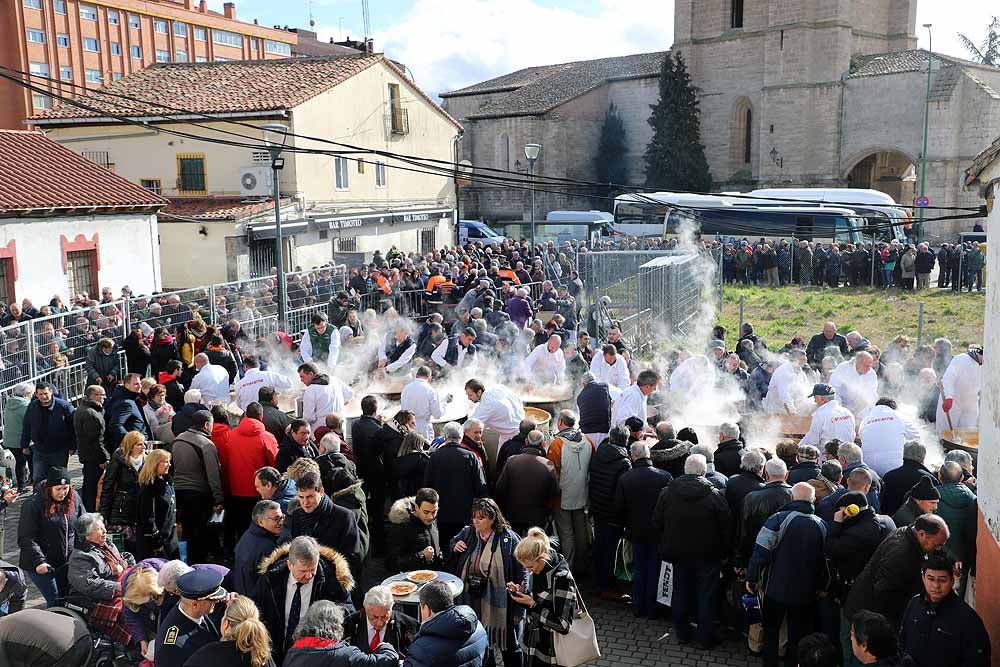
[{"xmin": 2, "ymin": 457, "xmax": 756, "ymax": 667}]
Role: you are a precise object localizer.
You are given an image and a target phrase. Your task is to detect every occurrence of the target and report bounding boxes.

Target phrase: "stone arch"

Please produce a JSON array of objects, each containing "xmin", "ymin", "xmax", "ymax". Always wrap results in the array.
[
  {"xmin": 496, "ymin": 133, "xmax": 511, "ymax": 172},
  {"xmin": 843, "ymin": 147, "xmax": 917, "ymax": 205},
  {"xmin": 729, "ymin": 96, "xmax": 754, "ymax": 175}
]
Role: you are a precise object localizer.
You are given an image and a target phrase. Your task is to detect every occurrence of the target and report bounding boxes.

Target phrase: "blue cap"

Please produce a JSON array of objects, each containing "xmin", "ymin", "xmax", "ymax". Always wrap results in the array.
[
  {"xmin": 176, "ymin": 569, "xmax": 227, "ymax": 601},
  {"xmin": 808, "ymin": 383, "xmax": 836, "ymax": 398}
]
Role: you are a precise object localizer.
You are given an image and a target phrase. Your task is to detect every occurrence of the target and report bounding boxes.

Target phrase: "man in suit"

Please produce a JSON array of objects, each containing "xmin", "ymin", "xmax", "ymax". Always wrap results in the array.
[{"xmin": 344, "ymin": 585, "xmax": 419, "ymax": 658}]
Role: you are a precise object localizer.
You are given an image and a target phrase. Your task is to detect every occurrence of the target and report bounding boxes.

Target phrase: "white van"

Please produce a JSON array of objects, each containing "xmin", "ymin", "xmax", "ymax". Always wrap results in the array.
[
  {"xmin": 543, "ymin": 210, "xmax": 611, "ymax": 246},
  {"xmin": 458, "ymin": 220, "xmax": 509, "ymax": 245}
]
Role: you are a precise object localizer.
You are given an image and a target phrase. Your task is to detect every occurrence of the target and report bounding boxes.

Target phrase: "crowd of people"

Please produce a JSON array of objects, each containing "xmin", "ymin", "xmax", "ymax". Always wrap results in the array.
[{"xmin": 0, "ymin": 235, "xmax": 991, "ymax": 667}]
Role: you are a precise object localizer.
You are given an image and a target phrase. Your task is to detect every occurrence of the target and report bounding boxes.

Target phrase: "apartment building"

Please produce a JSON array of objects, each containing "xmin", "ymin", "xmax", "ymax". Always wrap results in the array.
[{"xmin": 0, "ymin": 0, "xmax": 296, "ymax": 129}]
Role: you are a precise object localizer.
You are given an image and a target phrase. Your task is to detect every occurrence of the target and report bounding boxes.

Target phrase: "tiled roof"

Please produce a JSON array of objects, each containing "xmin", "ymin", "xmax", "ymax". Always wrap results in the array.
[
  {"xmin": 848, "ymin": 49, "xmax": 998, "ymax": 78},
  {"xmin": 0, "ymin": 130, "xmax": 167, "ymax": 216},
  {"xmin": 965, "ymin": 135, "xmax": 1000, "ymax": 186},
  {"xmin": 161, "ymin": 196, "xmax": 290, "ymax": 221},
  {"xmin": 442, "ymin": 52, "xmax": 667, "ymax": 119}
]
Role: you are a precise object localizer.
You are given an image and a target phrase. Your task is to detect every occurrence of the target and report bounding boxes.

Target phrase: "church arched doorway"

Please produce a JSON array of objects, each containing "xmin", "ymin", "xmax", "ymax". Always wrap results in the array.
[{"xmin": 845, "ymin": 150, "xmax": 917, "ymax": 206}]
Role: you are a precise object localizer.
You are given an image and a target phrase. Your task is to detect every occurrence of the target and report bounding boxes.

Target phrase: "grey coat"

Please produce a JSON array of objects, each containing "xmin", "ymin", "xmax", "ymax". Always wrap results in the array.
[
  {"xmin": 68, "ymin": 539, "xmax": 134, "ymax": 602},
  {"xmin": 169, "ymin": 428, "xmax": 224, "ymax": 504}
]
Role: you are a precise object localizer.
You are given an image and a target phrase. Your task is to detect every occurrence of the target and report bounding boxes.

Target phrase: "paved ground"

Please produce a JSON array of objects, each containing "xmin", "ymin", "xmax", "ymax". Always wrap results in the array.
[{"xmin": 2, "ymin": 457, "xmax": 756, "ymax": 667}]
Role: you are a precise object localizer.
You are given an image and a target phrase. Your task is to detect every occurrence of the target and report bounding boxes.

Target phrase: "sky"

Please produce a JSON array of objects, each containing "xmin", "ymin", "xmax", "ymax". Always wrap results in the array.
[{"xmin": 212, "ymin": 0, "xmax": 999, "ymax": 98}]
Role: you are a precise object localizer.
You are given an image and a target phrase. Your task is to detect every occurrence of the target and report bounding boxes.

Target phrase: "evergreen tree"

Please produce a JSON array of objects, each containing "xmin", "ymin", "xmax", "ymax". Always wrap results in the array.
[
  {"xmin": 592, "ymin": 103, "xmax": 628, "ymax": 207},
  {"xmin": 958, "ymin": 17, "xmax": 1000, "ymax": 65},
  {"xmin": 643, "ymin": 51, "xmax": 713, "ymax": 192}
]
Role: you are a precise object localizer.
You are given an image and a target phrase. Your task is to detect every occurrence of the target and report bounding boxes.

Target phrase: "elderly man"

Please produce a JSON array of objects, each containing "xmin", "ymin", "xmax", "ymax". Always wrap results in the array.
[
  {"xmin": 858, "ymin": 398, "xmax": 921, "ymax": 476},
  {"xmin": 837, "ymin": 442, "xmax": 882, "ymax": 511},
  {"xmin": 828, "ymin": 351, "xmax": 878, "ymax": 418},
  {"xmin": 496, "ymin": 429, "xmax": 558, "ymax": 536},
  {"xmin": 299, "ymin": 362, "xmax": 354, "ymax": 432},
  {"xmin": 611, "ymin": 369, "xmax": 660, "ymax": 428},
  {"xmin": 234, "ymin": 355, "xmax": 292, "ymax": 411},
  {"xmin": 190, "ymin": 353, "xmax": 230, "ymax": 405},
  {"xmin": 405, "ymin": 581, "xmax": 488, "ymax": 667},
  {"xmin": 764, "ymin": 349, "xmax": 809, "ymax": 414},
  {"xmin": 806, "ymin": 321, "xmax": 849, "ymax": 368},
  {"xmin": 881, "ymin": 441, "xmax": 937, "ymax": 517},
  {"xmin": 465, "ymin": 378, "xmax": 525, "ymax": 448},
  {"xmin": 345, "ymin": 585, "xmax": 420, "ymax": 656},
  {"xmin": 713, "ymin": 422, "xmax": 745, "ymax": 477},
  {"xmin": 547, "ymin": 410, "xmax": 592, "ymax": 571},
  {"xmin": 233, "ymin": 499, "xmax": 284, "ymax": 595},
  {"xmin": 738, "ymin": 458, "xmax": 792, "ymax": 565},
  {"xmin": 377, "ymin": 325, "xmax": 417, "ymax": 375},
  {"xmin": 589, "ymin": 344, "xmax": 630, "ymax": 391},
  {"xmin": 799, "ymin": 383, "xmax": 856, "ymax": 448},
  {"xmin": 521, "ymin": 333, "xmax": 566, "ymax": 383},
  {"xmin": 284, "ymin": 601, "xmax": 399, "ymax": 666},
  {"xmin": 424, "ymin": 424, "xmax": 488, "ymax": 547},
  {"xmin": 172, "ymin": 410, "xmax": 224, "ymax": 564},
  {"xmin": 936, "ymin": 345, "xmax": 983, "ymax": 434},
  {"xmin": 845, "ymin": 330, "xmax": 870, "ymax": 354},
  {"xmin": 400, "ymin": 366, "xmax": 447, "ymax": 441}
]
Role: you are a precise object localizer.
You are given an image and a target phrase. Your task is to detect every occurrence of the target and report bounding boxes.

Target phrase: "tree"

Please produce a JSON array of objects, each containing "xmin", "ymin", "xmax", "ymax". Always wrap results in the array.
[
  {"xmin": 592, "ymin": 103, "xmax": 628, "ymax": 207},
  {"xmin": 958, "ymin": 17, "xmax": 1000, "ymax": 66},
  {"xmin": 644, "ymin": 51, "xmax": 713, "ymax": 192}
]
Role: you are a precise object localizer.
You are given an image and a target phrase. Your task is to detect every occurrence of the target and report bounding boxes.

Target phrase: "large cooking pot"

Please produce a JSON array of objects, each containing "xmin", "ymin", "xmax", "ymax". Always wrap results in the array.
[{"xmin": 940, "ymin": 428, "xmax": 979, "ymax": 461}]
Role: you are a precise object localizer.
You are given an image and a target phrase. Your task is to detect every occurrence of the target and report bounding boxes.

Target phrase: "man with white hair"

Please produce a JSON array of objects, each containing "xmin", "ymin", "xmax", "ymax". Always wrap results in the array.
[
  {"xmin": 691, "ymin": 444, "xmax": 727, "ymax": 490},
  {"xmin": 828, "ymin": 351, "xmax": 878, "ymax": 418},
  {"xmin": 858, "ymin": 398, "xmax": 921, "ymax": 476},
  {"xmin": 837, "ymin": 442, "xmax": 882, "ymax": 510},
  {"xmin": 190, "ymin": 352, "xmax": 230, "ymax": 405},
  {"xmin": 764, "ymin": 349, "xmax": 810, "ymax": 414},
  {"xmin": 521, "ymin": 333, "xmax": 566, "ymax": 384},
  {"xmin": 377, "ymin": 324, "xmax": 417, "ymax": 375},
  {"xmin": 738, "ymin": 458, "xmax": 792, "ymax": 565},
  {"xmin": 936, "ymin": 344, "xmax": 983, "ymax": 435},
  {"xmin": 798, "ymin": 383, "xmax": 856, "ymax": 448},
  {"xmin": 344, "ymin": 585, "xmax": 419, "ymax": 656},
  {"xmin": 747, "ymin": 481, "xmax": 827, "ymax": 667},
  {"xmin": 400, "ymin": 366, "xmax": 447, "ymax": 441},
  {"xmin": 845, "ymin": 330, "xmax": 870, "ymax": 354}
]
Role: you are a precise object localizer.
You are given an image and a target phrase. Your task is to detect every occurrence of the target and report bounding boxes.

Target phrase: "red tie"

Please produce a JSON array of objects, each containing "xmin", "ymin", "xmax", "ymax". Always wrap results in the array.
[{"xmin": 370, "ymin": 630, "xmax": 380, "ymax": 652}]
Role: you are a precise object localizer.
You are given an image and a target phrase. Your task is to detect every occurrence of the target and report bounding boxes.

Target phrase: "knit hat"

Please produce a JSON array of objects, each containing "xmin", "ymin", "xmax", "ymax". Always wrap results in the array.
[
  {"xmin": 624, "ymin": 416, "xmax": 645, "ymax": 433},
  {"xmin": 909, "ymin": 476, "xmax": 940, "ymax": 501},
  {"xmin": 835, "ymin": 490, "xmax": 868, "ymax": 509},
  {"xmin": 47, "ymin": 467, "xmax": 71, "ymax": 487}
]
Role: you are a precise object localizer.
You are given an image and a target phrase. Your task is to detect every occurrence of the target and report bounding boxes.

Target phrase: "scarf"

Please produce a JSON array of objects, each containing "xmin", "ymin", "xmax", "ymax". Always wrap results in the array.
[
  {"xmin": 460, "ymin": 531, "xmax": 508, "ymax": 650},
  {"xmin": 98, "ymin": 540, "xmax": 128, "ymax": 578},
  {"xmin": 292, "ymin": 637, "xmax": 337, "ymax": 649},
  {"xmin": 44, "ymin": 483, "xmax": 74, "ymax": 518}
]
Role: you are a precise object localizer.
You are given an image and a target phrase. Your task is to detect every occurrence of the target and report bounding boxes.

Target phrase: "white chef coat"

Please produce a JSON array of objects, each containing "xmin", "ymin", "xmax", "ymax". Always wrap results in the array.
[
  {"xmin": 377, "ymin": 336, "xmax": 417, "ymax": 374},
  {"xmin": 431, "ymin": 338, "xmax": 476, "ymax": 370},
  {"xmin": 829, "ymin": 360, "xmax": 878, "ymax": 418},
  {"xmin": 302, "ymin": 376, "xmax": 354, "ymax": 430},
  {"xmin": 859, "ymin": 404, "xmax": 921, "ymax": 475},
  {"xmin": 401, "ymin": 377, "xmax": 445, "ymax": 441},
  {"xmin": 233, "ymin": 367, "xmax": 294, "ymax": 410},
  {"xmin": 589, "ymin": 354, "xmax": 630, "ymax": 390},
  {"xmin": 300, "ymin": 327, "xmax": 341, "ymax": 366},
  {"xmin": 611, "ymin": 384, "xmax": 647, "ymax": 427},
  {"xmin": 763, "ymin": 361, "xmax": 809, "ymax": 414},
  {"xmin": 469, "ymin": 385, "xmax": 525, "ymax": 444},
  {"xmin": 522, "ymin": 344, "xmax": 566, "ymax": 383},
  {"xmin": 799, "ymin": 399, "xmax": 856, "ymax": 448},
  {"xmin": 669, "ymin": 355, "xmax": 716, "ymax": 401},
  {"xmin": 936, "ymin": 352, "xmax": 983, "ymax": 433},
  {"xmin": 190, "ymin": 363, "xmax": 231, "ymax": 405}
]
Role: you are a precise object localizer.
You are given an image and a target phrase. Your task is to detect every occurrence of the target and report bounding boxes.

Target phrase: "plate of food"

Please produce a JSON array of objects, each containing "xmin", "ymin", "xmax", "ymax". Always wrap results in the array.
[
  {"xmin": 389, "ymin": 581, "xmax": 418, "ymax": 596},
  {"xmin": 406, "ymin": 570, "xmax": 438, "ymax": 584}
]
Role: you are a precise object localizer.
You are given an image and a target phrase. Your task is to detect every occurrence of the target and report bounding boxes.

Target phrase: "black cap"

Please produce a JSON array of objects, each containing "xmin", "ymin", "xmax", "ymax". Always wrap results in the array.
[
  {"xmin": 176, "ymin": 569, "xmax": 227, "ymax": 601},
  {"xmin": 624, "ymin": 416, "xmax": 645, "ymax": 432},
  {"xmin": 909, "ymin": 476, "xmax": 941, "ymax": 501},
  {"xmin": 808, "ymin": 383, "xmax": 836, "ymax": 398},
  {"xmin": 47, "ymin": 467, "xmax": 71, "ymax": 487},
  {"xmin": 835, "ymin": 490, "xmax": 868, "ymax": 510}
]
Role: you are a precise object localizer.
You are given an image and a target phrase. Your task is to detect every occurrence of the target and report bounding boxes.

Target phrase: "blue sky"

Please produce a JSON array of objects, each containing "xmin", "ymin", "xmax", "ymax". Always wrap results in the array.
[{"xmin": 214, "ymin": 1, "xmax": 998, "ymax": 98}]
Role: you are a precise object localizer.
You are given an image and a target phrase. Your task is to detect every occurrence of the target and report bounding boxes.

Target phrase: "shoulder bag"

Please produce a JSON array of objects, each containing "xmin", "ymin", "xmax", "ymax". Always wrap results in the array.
[{"xmin": 553, "ymin": 584, "xmax": 601, "ymax": 666}]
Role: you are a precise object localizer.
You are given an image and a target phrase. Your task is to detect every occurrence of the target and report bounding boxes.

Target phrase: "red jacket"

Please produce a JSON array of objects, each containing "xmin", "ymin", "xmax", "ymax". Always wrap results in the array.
[{"xmin": 223, "ymin": 417, "xmax": 278, "ymax": 497}]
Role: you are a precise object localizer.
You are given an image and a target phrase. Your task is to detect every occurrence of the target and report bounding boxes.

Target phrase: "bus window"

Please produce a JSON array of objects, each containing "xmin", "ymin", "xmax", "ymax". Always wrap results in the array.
[{"xmin": 795, "ymin": 216, "xmax": 814, "ymax": 240}]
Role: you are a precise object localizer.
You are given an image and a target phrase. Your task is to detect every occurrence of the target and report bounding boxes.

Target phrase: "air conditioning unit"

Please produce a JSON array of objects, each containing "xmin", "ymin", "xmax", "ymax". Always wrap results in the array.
[{"xmin": 239, "ymin": 166, "xmax": 272, "ymax": 197}]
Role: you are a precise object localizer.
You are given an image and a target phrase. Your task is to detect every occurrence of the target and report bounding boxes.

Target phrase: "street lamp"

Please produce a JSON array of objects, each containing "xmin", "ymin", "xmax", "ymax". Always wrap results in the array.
[
  {"xmin": 918, "ymin": 23, "xmax": 933, "ymax": 241},
  {"xmin": 524, "ymin": 143, "xmax": 541, "ymax": 249},
  {"xmin": 262, "ymin": 122, "xmax": 289, "ymax": 332}
]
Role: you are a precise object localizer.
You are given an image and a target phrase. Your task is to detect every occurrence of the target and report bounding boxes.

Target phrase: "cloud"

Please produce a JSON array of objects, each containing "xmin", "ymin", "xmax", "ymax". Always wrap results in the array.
[{"xmin": 375, "ymin": 0, "xmax": 673, "ymax": 98}]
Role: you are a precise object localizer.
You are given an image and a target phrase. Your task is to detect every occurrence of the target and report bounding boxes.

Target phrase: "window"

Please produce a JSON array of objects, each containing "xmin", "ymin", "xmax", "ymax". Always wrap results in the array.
[
  {"xmin": 83, "ymin": 37, "xmax": 99, "ymax": 52},
  {"xmin": 250, "ymin": 38, "xmax": 258, "ymax": 51},
  {"xmin": 336, "ymin": 237, "xmax": 357, "ymax": 252},
  {"xmin": 357, "ymin": 159, "xmax": 365, "ymax": 174},
  {"xmin": 154, "ymin": 19, "xmax": 168, "ymax": 34},
  {"xmin": 213, "ymin": 56, "xmax": 232, "ymax": 62},
  {"xmin": 730, "ymin": 96, "xmax": 753, "ymax": 167},
  {"xmin": 26, "ymin": 28, "xmax": 45, "ymax": 44},
  {"xmin": 264, "ymin": 39, "xmax": 291, "ymax": 56},
  {"xmin": 195, "ymin": 56, "xmax": 207, "ymax": 62},
  {"xmin": 111, "ymin": 42, "xmax": 122, "ymax": 56},
  {"xmin": 113, "ymin": 72, "xmax": 122, "ymax": 80},
  {"xmin": 730, "ymin": 0, "xmax": 744, "ymax": 29},
  {"xmin": 743, "ymin": 108, "xmax": 752, "ymax": 164},
  {"xmin": 388, "ymin": 83, "xmax": 404, "ymax": 132},
  {"xmin": 129, "ymin": 14, "xmax": 140, "ymax": 29},
  {"xmin": 155, "ymin": 49, "xmax": 170, "ymax": 63},
  {"xmin": 194, "ymin": 26, "xmax": 207, "ymax": 41},
  {"xmin": 0, "ymin": 256, "xmax": 14, "ymax": 305},
  {"xmin": 375, "ymin": 161, "xmax": 387, "ymax": 188},
  {"xmin": 334, "ymin": 157, "xmax": 349, "ymax": 190},
  {"xmin": 54, "ymin": 0, "xmax": 67, "ymax": 13},
  {"xmin": 82, "ymin": 150, "xmax": 112, "ymax": 168},
  {"xmin": 66, "ymin": 250, "xmax": 98, "ymax": 298},
  {"xmin": 177, "ymin": 154, "xmax": 206, "ymax": 192},
  {"xmin": 175, "ymin": 50, "xmax": 187, "ymax": 62},
  {"xmin": 212, "ymin": 29, "xmax": 242, "ymax": 47},
  {"xmin": 24, "ymin": 0, "xmax": 42, "ymax": 9},
  {"xmin": 107, "ymin": 9, "xmax": 119, "ymax": 24},
  {"xmin": 54, "ymin": 33, "xmax": 71, "ymax": 48},
  {"xmin": 420, "ymin": 228, "xmax": 436, "ymax": 254},
  {"xmin": 140, "ymin": 179, "xmax": 162, "ymax": 194},
  {"xmin": 173, "ymin": 21, "xmax": 187, "ymax": 36},
  {"xmin": 130, "ymin": 45, "xmax": 142, "ymax": 59},
  {"xmin": 85, "ymin": 68, "xmax": 102, "ymax": 83},
  {"xmin": 32, "ymin": 93, "xmax": 51, "ymax": 109},
  {"xmin": 60, "ymin": 66, "xmax": 72, "ymax": 81},
  {"xmin": 80, "ymin": 4, "xmax": 97, "ymax": 20},
  {"xmin": 30, "ymin": 62, "xmax": 50, "ymax": 77}
]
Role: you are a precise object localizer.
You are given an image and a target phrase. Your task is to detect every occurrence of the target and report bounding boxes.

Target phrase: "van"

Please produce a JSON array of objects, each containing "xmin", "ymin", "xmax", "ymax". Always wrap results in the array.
[
  {"xmin": 543, "ymin": 210, "xmax": 611, "ymax": 246},
  {"xmin": 458, "ymin": 220, "xmax": 508, "ymax": 245}
]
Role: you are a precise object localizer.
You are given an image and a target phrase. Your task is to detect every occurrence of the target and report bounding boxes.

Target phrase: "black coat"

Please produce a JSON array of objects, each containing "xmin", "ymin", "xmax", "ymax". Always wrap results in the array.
[
  {"xmin": 284, "ymin": 642, "xmax": 398, "ymax": 667},
  {"xmin": 150, "ymin": 340, "xmax": 181, "ymax": 376},
  {"xmin": 386, "ymin": 497, "xmax": 444, "ymax": 573},
  {"xmin": 21, "ymin": 396, "xmax": 75, "ymax": 454},
  {"xmin": 378, "ymin": 424, "xmax": 407, "ymax": 492},
  {"xmin": 587, "ymin": 441, "xmax": 631, "ymax": 525},
  {"xmin": 124, "ymin": 336, "xmax": 151, "ymax": 377},
  {"xmin": 825, "ymin": 507, "xmax": 896, "ymax": 599},
  {"xmin": 276, "ymin": 433, "xmax": 313, "ymax": 473},
  {"xmin": 614, "ymin": 459, "xmax": 672, "ymax": 544},
  {"xmin": 652, "ymin": 475, "xmax": 731, "ymax": 564},
  {"xmin": 900, "ymin": 592, "xmax": 992, "ymax": 667},
  {"xmin": 18, "ymin": 485, "xmax": 85, "ymax": 572},
  {"xmin": 187, "ymin": 638, "xmax": 275, "ymax": 667},
  {"xmin": 725, "ymin": 471, "xmax": 765, "ymax": 517},
  {"xmin": 286, "ymin": 494, "xmax": 362, "ymax": 573},
  {"xmin": 844, "ymin": 527, "xmax": 928, "ymax": 628},
  {"xmin": 495, "ymin": 446, "xmax": 558, "ymax": 529},
  {"xmin": 344, "ymin": 609, "xmax": 419, "ymax": 657},
  {"xmin": 576, "ymin": 381, "xmax": 612, "ymax": 434},
  {"xmin": 73, "ymin": 399, "xmax": 106, "ymax": 465},
  {"xmin": 100, "ymin": 450, "xmax": 141, "ymax": 527},
  {"xmin": 104, "ymin": 385, "xmax": 151, "ymax": 450},
  {"xmin": 881, "ymin": 460, "xmax": 938, "ymax": 517},
  {"xmin": 162, "ymin": 378, "xmax": 186, "ymax": 414},
  {"xmin": 260, "ymin": 402, "xmax": 290, "ymax": 443},
  {"xmin": 650, "ymin": 439, "xmax": 691, "ymax": 478},
  {"xmin": 806, "ymin": 332, "xmax": 849, "ymax": 366},
  {"xmin": 352, "ymin": 415, "xmax": 387, "ymax": 486},
  {"xmin": 171, "ymin": 402, "xmax": 208, "ymax": 437},
  {"xmin": 787, "ymin": 461, "xmax": 822, "ymax": 485},
  {"xmin": 423, "ymin": 443, "xmax": 487, "ymax": 527},
  {"xmin": 738, "ymin": 482, "xmax": 792, "ymax": 563},
  {"xmin": 135, "ymin": 476, "xmax": 178, "ymax": 560},
  {"xmin": 495, "ymin": 434, "xmax": 526, "ymax": 475},
  {"xmin": 395, "ymin": 452, "xmax": 429, "ymax": 500},
  {"xmin": 316, "ymin": 452, "xmax": 359, "ymax": 495},
  {"xmin": 233, "ymin": 523, "xmax": 281, "ymax": 596},
  {"xmin": 714, "ymin": 439, "xmax": 746, "ymax": 478}
]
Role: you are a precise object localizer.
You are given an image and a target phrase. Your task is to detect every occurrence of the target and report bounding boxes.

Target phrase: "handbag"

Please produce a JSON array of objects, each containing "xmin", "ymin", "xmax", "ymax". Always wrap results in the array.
[{"xmin": 553, "ymin": 586, "xmax": 601, "ymax": 666}]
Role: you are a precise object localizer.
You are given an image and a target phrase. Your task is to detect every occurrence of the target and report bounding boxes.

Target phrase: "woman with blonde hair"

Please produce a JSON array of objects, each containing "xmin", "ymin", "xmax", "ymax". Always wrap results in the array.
[
  {"xmin": 135, "ymin": 449, "xmax": 177, "ymax": 559},
  {"xmin": 100, "ymin": 430, "xmax": 146, "ymax": 551},
  {"xmin": 121, "ymin": 564, "xmax": 165, "ymax": 658},
  {"xmin": 187, "ymin": 595, "xmax": 275, "ymax": 667},
  {"xmin": 510, "ymin": 528, "xmax": 580, "ymax": 666}
]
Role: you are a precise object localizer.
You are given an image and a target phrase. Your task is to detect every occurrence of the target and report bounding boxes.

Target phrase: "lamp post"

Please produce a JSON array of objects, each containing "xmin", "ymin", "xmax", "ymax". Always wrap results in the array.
[
  {"xmin": 524, "ymin": 143, "xmax": 541, "ymax": 249},
  {"xmin": 262, "ymin": 123, "xmax": 289, "ymax": 331},
  {"xmin": 918, "ymin": 23, "xmax": 933, "ymax": 241}
]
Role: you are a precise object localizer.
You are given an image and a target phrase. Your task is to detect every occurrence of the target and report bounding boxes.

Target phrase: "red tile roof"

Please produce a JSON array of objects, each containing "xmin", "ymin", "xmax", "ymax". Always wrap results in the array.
[
  {"xmin": 0, "ymin": 130, "xmax": 168, "ymax": 216},
  {"xmin": 29, "ymin": 54, "xmax": 460, "ymax": 130},
  {"xmin": 161, "ymin": 196, "xmax": 290, "ymax": 221}
]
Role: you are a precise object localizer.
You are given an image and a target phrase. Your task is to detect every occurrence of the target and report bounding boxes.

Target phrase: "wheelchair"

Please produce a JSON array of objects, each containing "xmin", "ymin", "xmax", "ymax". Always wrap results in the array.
[{"xmin": 49, "ymin": 571, "xmax": 136, "ymax": 667}]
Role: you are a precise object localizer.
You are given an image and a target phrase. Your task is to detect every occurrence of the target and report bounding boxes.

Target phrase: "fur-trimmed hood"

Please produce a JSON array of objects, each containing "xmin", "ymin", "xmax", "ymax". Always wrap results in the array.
[
  {"xmin": 389, "ymin": 496, "xmax": 416, "ymax": 525},
  {"xmin": 256, "ymin": 543, "xmax": 355, "ymax": 592},
  {"xmin": 329, "ymin": 480, "xmax": 363, "ymax": 501}
]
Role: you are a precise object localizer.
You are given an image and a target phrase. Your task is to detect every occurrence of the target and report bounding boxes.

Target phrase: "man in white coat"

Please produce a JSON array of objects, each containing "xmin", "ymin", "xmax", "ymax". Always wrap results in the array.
[
  {"xmin": 522, "ymin": 334, "xmax": 566, "ymax": 384},
  {"xmin": 669, "ymin": 354, "xmax": 717, "ymax": 403},
  {"xmin": 465, "ymin": 377, "xmax": 525, "ymax": 446},
  {"xmin": 297, "ymin": 361, "xmax": 353, "ymax": 431},
  {"xmin": 798, "ymin": 383, "xmax": 856, "ymax": 448},
  {"xmin": 764, "ymin": 349, "xmax": 810, "ymax": 414},
  {"xmin": 233, "ymin": 355, "xmax": 293, "ymax": 411},
  {"xmin": 190, "ymin": 353, "xmax": 230, "ymax": 405},
  {"xmin": 589, "ymin": 344, "xmax": 630, "ymax": 391},
  {"xmin": 858, "ymin": 397, "xmax": 921, "ymax": 475},
  {"xmin": 936, "ymin": 345, "xmax": 983, "ymax": 434},
  {"xmin": 401, "ymin": 365, "xmax": 448, "ymax": 441},
  {"xmin": 377, "ymin": 325, "xmax": 417, "ymax": 375},
  {"xmin": 828, "ymin": 351, "xmax": 878, "ymax": 419},
  {"xmin": 611, "ymin": 369, "xmax": 660, "ymax": 427}
]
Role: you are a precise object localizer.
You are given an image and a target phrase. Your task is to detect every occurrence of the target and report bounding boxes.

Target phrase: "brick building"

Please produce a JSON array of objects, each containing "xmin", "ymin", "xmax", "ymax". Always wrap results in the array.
[{"xmin": 0, "ymin": 0, "xmax": 296, "ymax": 130}]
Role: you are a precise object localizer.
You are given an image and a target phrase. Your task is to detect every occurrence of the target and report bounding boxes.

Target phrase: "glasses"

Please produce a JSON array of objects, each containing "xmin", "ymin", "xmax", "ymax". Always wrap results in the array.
[{"xmin": 265, "ymin": 514, "xmax": 284, "ymax": 523}]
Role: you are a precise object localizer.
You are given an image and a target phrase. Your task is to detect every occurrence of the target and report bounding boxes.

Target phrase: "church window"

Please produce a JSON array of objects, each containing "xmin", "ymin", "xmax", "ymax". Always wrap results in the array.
[{"xmin": 731, "ymin": 0, "xmax": 744, "ymax": 29}]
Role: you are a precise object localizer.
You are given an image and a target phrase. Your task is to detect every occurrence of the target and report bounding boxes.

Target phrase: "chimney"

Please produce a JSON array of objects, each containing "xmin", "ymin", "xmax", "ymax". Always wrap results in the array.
[
  {"xmin": 198, "ymin": 0, "xmax": 207, "ymax": 13},
  {"xmin": 183, "ymin": 0, "xmax": 194, "ymax": 9},
  {"xmin": 223, "ymin": 2, "xmax": 236, "ymax": 19}
]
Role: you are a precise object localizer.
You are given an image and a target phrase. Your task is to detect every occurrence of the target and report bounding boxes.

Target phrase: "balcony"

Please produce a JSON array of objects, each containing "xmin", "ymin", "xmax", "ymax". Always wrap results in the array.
[{"xmin": 384, "ymin": 107, "xmax": 409, "ymax": 136}]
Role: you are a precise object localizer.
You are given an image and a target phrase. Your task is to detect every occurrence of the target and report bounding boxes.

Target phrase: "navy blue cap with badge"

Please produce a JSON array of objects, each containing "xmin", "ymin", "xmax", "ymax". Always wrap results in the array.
[
  {"xmin": 176, "ymin": 569, "xmax": 227, "ymax": 601},
  {"xmin": 808, "ymin": 383, "xmax": 836, "ymax": 398}
]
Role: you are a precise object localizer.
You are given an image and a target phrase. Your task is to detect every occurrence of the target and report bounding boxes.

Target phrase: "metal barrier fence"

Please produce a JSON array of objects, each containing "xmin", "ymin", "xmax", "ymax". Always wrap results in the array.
[{"xmin": 578, "ymin": 251, "xmax": 682, "ymax": 290}]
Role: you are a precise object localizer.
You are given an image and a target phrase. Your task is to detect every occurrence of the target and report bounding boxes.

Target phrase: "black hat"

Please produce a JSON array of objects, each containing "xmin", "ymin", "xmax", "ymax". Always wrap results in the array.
[
  {"xmin": 47, "ymin": 467, "xmax": 71, "ymax": 487},
  {"xmin": 835, "ymin": 490, "xmax": 868, "ymax": 510},
  {"xmin": 624, "ymin": 416, "xmax": 645, "ymax": 432},
  {"xmin": 808, "ymin": 383, "xmax": 836, "ymax": 398},
  {"xmin": 177, "ymin": 569, "xmax": 227, "ymax": 601},
  {"xmin": 909, "ymin": 476, "xmax": 941, "ymax": 502}
]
